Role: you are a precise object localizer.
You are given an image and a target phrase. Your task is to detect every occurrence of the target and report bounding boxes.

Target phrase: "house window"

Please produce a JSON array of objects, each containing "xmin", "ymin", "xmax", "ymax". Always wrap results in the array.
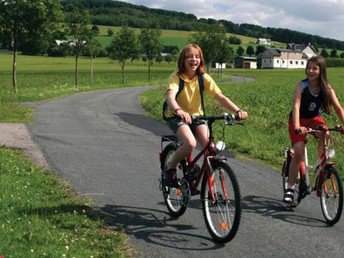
[
  {"xmin": 283, "ymin": 60, "xmax": 285, "ymax": 64},
  {"xmin": 290, "ymin": 61, "xmax": 293, "ymax": 64},
  {"xmin": 296, "ymin": 61, "xmax": 298, "ymax": 65},
  {"xmin": 301, "ymin": 61, "xmax": 304, "ymax": 65},
  {"xmin": 277, "ymin": 60, "xmax": 279, "ymax": 63}
]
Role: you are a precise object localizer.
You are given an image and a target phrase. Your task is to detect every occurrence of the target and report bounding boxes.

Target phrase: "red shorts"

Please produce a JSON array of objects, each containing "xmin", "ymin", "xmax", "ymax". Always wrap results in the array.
[{"xmin": 289, "ymin": 116, "xmax": 326, "ymax": 146}]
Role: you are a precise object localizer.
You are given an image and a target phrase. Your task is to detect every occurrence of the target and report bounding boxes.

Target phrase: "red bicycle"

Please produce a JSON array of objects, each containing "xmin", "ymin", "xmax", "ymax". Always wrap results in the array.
[
  {"xmin": 159, "ymin": 113, "xmax": 242, "ymax": 243},
  {"xmin": 282, "ymin": 125, "xmax": 344, "ymax": 225}
]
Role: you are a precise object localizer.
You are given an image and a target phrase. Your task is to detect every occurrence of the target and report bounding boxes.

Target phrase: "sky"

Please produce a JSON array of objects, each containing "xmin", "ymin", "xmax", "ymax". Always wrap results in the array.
[{"xmin": 120, "ymin": 0, "xmax": 344, "ymax": 41}]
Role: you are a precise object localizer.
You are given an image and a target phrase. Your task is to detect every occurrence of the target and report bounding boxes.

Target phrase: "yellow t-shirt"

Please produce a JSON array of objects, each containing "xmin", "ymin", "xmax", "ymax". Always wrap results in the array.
[{"xmin": 164, "ymin": 71, "xmax": 222, "ymax": 118}]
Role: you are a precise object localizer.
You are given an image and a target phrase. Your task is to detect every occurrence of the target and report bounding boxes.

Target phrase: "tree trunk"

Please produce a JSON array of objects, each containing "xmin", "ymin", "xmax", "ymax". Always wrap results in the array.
[
  {"xmin": 75, "ymin": 54, "xmax": 78, "ymax": 86},
  {"xmin": 90, "ymin": 55, "xmax": 94, "ymax": 85},
  {"xmin": 12, "ymin": 47, "xmax": 18, "ymax": 93},
  {"xmin": 121, "ymin": 63, "xmax": 125, "ymax": 84},
  {"xmin": 148, "ymin": 61, "xmax": 151, "ymax": 83}
]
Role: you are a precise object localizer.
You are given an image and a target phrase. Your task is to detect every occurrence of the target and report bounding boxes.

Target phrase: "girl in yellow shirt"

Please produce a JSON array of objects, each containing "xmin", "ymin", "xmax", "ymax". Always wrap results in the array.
[{"xmin": 163, "ymin": 44, "xmax": 248, "ymax": 187}]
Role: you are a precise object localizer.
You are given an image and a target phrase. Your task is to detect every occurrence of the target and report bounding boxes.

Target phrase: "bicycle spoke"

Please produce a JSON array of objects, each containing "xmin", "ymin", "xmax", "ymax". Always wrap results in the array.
[{"xmin": 202, "ymin": 163, "xmax": 241, "ymax": 243}]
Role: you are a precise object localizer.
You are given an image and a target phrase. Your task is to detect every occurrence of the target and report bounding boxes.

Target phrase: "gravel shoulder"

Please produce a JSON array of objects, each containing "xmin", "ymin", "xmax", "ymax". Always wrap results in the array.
[{"xmin": 0, "ymin": 123, "xmax": 49, "ymax": 169}]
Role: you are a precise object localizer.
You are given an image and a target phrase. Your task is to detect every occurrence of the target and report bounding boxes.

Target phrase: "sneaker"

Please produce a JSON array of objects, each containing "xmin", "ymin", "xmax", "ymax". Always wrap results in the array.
[
  {"xmin": 283, "ymin": 188, "xmax": 294, "ymax": 203},
  {"xmin": 163, "ymin": 168, "xmax": 179, "ymax": 188}
]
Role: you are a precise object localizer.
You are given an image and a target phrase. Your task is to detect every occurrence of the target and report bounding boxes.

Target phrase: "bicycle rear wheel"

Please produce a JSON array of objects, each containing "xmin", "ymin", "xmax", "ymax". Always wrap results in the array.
[
  {"xmin": 201, "ymin": 162, "xmax": 241, "ymax": 243},
  {"xmin": 320, "ymin": 167, "xmax": 343, "ymax": 225},
  {"xmin": 160, "ymin": 144, "xmax": 187, "ymax": 218}
]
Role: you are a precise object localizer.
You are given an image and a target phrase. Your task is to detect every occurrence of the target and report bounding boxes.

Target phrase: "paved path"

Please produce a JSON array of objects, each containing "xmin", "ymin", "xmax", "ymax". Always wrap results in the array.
[{"xmin": 1, "ymin": 76, "xmax": 343, "ymax": 257}]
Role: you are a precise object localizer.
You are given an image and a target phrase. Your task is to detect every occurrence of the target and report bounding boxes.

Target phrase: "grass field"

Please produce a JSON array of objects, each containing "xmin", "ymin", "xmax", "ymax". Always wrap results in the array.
[
  {"xmin": 93, "ymin": 25, "xmax": 286, "ymax": 52},
  {"xmin": 1, "ymin": 52, "xmax": 343, "ymax": 256}
]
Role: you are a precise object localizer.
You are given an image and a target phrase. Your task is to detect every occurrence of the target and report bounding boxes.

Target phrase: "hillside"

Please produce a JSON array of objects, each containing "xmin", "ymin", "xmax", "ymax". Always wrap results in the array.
[{"xmin": 63, "ymin": 0, "xmax": 344, "ymax": 51}]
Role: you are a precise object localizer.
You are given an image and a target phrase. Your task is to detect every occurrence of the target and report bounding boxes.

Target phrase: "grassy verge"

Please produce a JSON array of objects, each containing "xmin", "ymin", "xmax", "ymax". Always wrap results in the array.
[{"xmin": 0, "ymin": 147, "xmax": 129, "ymax": 257}]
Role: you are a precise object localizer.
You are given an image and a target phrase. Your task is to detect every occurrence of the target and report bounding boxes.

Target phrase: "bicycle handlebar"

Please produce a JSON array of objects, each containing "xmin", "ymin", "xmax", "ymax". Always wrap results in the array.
[
  {"xmin": 295, "ymin": 125, "xmax": 344, "ymax": 134},
  {"xmin": 192, "ymin": 113, "xmax": 240, "ymax": 125}
]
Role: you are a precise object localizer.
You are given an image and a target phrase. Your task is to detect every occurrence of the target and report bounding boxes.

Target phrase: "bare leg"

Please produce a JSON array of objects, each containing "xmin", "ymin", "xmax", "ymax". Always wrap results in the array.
[
  {"xmin": 193, "ymin": 124, "xmax": 209, "ymax": 149},
  {"xmin": 288, "ymin": 141, "xmax": 305, "ymax": 188},
  {"xmin": 168, "ymin": 124, "xmax": 196, "ymax": 169}
]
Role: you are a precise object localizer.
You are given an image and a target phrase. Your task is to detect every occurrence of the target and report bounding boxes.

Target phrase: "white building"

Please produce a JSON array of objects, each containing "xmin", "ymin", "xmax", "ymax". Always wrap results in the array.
[
  {"xmin": 259, "ymin": 44, "xmax": 317, "ymax": 69},
  {"xmin": 257, "ymin": 38, "xmax": 272, "ymax": 45}
]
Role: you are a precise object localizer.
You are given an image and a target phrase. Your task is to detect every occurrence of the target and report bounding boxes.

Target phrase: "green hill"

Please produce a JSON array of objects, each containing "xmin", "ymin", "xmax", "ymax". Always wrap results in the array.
[{"xmin": 64, "ymin": 0, "xmax": 344, "ymax": 51}]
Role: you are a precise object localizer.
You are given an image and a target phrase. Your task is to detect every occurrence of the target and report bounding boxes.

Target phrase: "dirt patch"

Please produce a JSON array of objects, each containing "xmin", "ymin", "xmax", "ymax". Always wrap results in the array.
[{"xmin": 0, "ymin": 123, "xmax": 49, "ymax": 169}]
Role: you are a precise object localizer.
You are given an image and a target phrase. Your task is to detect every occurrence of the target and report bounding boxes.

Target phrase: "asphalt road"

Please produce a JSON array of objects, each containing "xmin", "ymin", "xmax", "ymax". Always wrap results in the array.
[{"xmin": 27, "ymin": 85, "xmax": 344, "ymax": 257}]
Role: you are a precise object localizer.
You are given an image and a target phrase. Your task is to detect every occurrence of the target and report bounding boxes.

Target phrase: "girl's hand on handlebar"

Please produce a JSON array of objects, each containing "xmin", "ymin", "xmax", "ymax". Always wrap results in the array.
[
  {"xmin": 295, "ymin": 126, "xmax": 308, "ymax": 134},
  {"xmin": 236, "ymin": 110, "xmax": 248, "ymax": 120},
  {"xmin": 176, "ymin": 109, "xmax": 192, "ymax": 124}
]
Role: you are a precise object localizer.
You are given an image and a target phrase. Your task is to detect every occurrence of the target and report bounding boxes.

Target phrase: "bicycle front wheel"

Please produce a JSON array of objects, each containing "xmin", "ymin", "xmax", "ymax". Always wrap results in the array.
[
  {"xmin": 320, "ymin": 167, "xmax": 343, "ymax": 225},
  {"xmin": 160, "ymin": 144, "xmax": 187, "ymax": 218},
  {"xmin": 201, "ymin": 162, "xmax": 241, "ymax": 243}
]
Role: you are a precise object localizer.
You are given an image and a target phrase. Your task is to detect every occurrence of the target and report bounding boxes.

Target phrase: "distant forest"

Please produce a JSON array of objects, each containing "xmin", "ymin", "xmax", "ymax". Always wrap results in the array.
[{"xmin": 63, "ymin": 0, "xmax": 344, "ymax": 51}]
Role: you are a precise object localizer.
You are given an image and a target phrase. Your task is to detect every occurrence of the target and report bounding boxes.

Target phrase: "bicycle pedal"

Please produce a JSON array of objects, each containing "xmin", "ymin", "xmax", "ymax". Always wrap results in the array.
[{"xmin": 288, "ymin": 200, "xmax": 298, "ymax": 208}]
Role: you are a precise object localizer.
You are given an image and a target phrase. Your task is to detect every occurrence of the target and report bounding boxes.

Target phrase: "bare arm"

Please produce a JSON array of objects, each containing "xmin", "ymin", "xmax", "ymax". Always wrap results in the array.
[
  {"xmin": 215, "ymin": 92, "xmax": 248, "ymax": 119},
  {"xmin": 166, "ymin": 89, "xmax": 191, "ymax": 124},
  {"xmin": 329, "ymin": 87, "xmax": 344, "ymax": 124},
  {"xmin": 292, "ymin": 83, "xmax": 303, "ymax": 131}
]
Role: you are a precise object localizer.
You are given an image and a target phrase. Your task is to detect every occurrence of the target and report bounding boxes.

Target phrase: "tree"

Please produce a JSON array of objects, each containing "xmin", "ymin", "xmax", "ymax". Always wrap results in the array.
[
  {"xmin": 108, "ymin": 26, "xmax": 140, "ymax": 84},
  {"xmin": 255, "ymin": 45, "xmax": 266, "ymax": 55},
  {"xmin": 320, "ymin": 48, "xmax": 329, "ymax": 58},
  {"xmin": 330, "ymin": 48, "xmax": 338, "ymax": 58},
  {"xmin": 107, "ymin": 28, "xmax": 114, "ymax": 36},
  {"xmin": 236, "ymin": 46, "xmax": 245, "ymax": 56},
  {"xmin": 214, "ymin": 42, "xmax": 233, "ymax": 77},
  {"xmin": 190, "ymin": 24, "xmax": 228, "ymax": 71},
  {"xmin": 139, "ymin": 28, "xmax": 162, "ymax": 83},
  {"xmin": 84, "ymin": 38, "xmax": 103, "ymax": 84},
  {"xmin": 228, "ymin": 36, "xmax": 241, "ymax": 45},
  {"xmin": 0, "ymin": 0, "xmax": 63, "ymax": 92},
  {"xmin": 246, "ymin": 45, "xmax": 255, "ymax": 56},
  {"xmin": 65, "ymin": 4, "xmax": 91, "ymax": 87},
  {"xmin": 340, "ymin": 52, "xmax": 344, "ymax": 58},
  {"xmin": 91, "ymin": 25, "xmax": 100, "ymax": 35}
]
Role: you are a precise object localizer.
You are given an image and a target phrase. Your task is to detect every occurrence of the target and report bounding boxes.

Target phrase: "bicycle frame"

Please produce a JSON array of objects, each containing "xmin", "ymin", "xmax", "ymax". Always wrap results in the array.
[
  {"xmin": 160, "ymin": 114, "xmax": 237, "ymax": 202},
  {"xmin": 184, "ymin": 133, "xmax": 226, "ymax": 199},
  {"xmin": 297, "ymin": 126, "xmax": 338, "ymax": 197}
]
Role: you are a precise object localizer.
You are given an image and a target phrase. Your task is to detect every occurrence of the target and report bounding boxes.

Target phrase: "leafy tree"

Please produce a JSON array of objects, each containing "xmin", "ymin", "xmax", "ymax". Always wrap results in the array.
[
  {"xmin": 320, "ymin": 48, "xmax": 329, "ymax": 58},
  {"xmin": 228, "ymin": 36, "xmax": 241, "ymax": 45},
  {"xmin": 246, "ymin": 45, "xmax": 254, "ymax": 56},
  {"xmin": 107, "ymin": 28, "xmax": 114, "ymax": 36},
  {"xmin": 108, "ymin": 26, "xmax": 140, "ymax": 84},
  {"xmin": 236, "ymin": 46, "xmax": 245, "ymax": 56},
  {"xmin": 330, "ymin": 48, "xmax": 338, "ymax": 58},
  {"xmin": 164, "ymin": 54, "xmax": 172, "ymax": 63},
  {"xmin": 139, "ymin": 28, "xmax": 162, "ymax": 82},
  {"xmin": 84, "ymin": 39, "xmax": 103, "ymax": 84},
  {"xmin": 91, "ymin": 25, "xmax": 100, "ymax": 35},
  {"xmin": 65, "ymin": 4, "xmax": 91, "ymax": 87},
  {"xmin": 0, "ymin": 0, "xmax": 63, "ymax": 92},
  {"xmin": 190, "ymin": 24, "xmax": 228, "ymax": 71},
  {"xmin": 214, "ymin": 42, "xmax": 233, "ymax": 77},
  {"xmin": 340, "ymin": 52, "xmax": 344, "ymax": 58},
  {"xmin": 255, "ymin": 45, "xmax": 266, "ymax": 55}
]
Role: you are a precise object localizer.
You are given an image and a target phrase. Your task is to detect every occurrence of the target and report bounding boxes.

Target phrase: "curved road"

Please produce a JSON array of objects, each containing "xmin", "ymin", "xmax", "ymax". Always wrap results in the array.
[{"xmin": 27, "ymin": 83, "xmax": 343, "ymax": 257}]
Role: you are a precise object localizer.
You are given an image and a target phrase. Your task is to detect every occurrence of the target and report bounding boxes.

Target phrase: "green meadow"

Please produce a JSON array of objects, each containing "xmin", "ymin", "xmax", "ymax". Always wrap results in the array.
[
  {"xmin": 94, "ymin": 25, "xmax": 285, "ymax": 52},
  {"xmin": 1, "ymin": 52, "xmax": 344, "ymax": 256}
]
